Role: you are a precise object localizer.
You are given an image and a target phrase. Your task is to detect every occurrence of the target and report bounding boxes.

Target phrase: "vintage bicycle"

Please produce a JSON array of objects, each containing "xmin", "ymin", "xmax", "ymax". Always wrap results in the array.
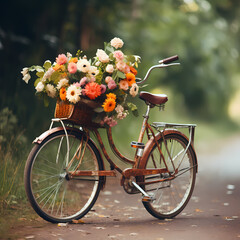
[{"xmin": 24, "ymin": 55, "xmax": 198, "ymax": 223}]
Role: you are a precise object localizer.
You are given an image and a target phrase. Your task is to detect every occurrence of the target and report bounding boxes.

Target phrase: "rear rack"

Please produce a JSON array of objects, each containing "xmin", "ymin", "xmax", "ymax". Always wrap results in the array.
[{"xmin": 151, "ymin": 122, "xmax": 196, "ymax": 146}]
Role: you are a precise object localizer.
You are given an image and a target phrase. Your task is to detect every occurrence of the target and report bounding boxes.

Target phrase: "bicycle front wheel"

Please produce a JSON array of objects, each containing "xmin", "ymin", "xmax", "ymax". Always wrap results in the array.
[
  {"xmin": 142, "ymin": 132, "xmax": 197, "ymax": 219},
  {"xmin": 24, "ymin": 129, "xmax": 104, "ymax": 223}
]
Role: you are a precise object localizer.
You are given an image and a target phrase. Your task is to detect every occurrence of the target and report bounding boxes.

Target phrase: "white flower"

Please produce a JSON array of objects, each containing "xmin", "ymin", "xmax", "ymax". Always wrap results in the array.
[
  {"xmin": 95, "ymin": 61, "xmax": 100, "ymax": 67},
  {"xmin": 21, "ymin": 67, "xmax": 28, "ymax": 76},
  {"xmin": 96, "ymin": 49, "xmax": 109, "ymax": 63},
  {"xmin": 110, "ymin": 37, "xmax": 124, "ymax": 49},
  {"xmin": 45, "ymin": 84, "xmax": 56, "ymax": 98},
  {"xmin": 117, "ymin": 112, "xmax": 128, "ymax": 120},
  {"xmin": 130, "ymin": 83, "xmax": 139, "ymax": 97},
  {"xmin": 67, "ymin": 52, "xmax": 72, "ymax": 58},
  {"xmin": 66, "ymin": 85, "xmax": 81, "ymax": 104},
  {"xmin": 42, "ymin": 67, "xmax": 54, "ymax": 82},
  {"xmin": 35, "ymin": 82, "xmax": 45, "ymax": 92},
  {"xmin": 115, "ymin": 104, "xmax": 124, "ymax": 114},
  {"xmin": 22, "ymin": 73, "xmax": 31, "ymax": 84},
  {"xmin": 57, "ymin": 78, "xmax": 69, "ymax": 90},
  {"xmin": 106, "ymin": 64, "xmax": 114, "ymax": 73},
  {"xmin": 77, "ymin": 59, "xmax": 90, "ymax": 73},
  {"xmin": 88, "ymin": 66, "xmax": 99, "ymax": 78}
]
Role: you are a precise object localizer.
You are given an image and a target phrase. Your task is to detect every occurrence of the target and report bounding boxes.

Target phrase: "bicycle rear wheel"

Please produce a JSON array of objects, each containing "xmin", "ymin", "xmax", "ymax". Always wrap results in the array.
[
  {"xmin": 142, "ymin": 132, "xmax": 197, "ymax": 219},
  {"xmin": 24, "ymin": 129, "xmax": 104, "ymax": 223}
]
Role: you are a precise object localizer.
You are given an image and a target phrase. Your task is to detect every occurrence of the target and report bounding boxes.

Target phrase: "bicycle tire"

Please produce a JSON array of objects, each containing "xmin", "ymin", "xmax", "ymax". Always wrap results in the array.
[
  {"xmin": 24, "ymin": 129, "xmax": 104, "ymax": 223},
  {"xmin": 142, "ymin": 132, "xmax": 197, "ymax": 219}
]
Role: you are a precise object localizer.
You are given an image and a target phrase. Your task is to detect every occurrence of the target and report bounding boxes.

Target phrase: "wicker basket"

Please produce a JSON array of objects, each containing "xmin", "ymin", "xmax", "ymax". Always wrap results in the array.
[{"xmin": 54, "ymin": 99, "xmax": 102, "ymax": 128}]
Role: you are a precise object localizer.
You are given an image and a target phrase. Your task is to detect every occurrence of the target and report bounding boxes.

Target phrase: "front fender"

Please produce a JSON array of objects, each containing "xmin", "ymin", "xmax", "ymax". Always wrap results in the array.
[
  {"xmin": 140, "ymin": 129, "xmax": 198, "ymax": 172},
  {"xmin": 33, "ymin": 127, "xmax": 107, "ymax": 188}
]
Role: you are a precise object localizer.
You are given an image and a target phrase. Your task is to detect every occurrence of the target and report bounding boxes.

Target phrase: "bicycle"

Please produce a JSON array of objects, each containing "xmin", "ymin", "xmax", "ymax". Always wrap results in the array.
[{"xmin": 24, "ymin": 55, "xmax": 198, "ymax": 223}]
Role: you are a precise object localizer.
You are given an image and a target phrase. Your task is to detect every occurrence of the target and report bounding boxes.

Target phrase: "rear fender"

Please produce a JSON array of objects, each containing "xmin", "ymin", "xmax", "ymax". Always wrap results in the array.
[
  {"xmin": 140, "ymin": 129, "xmax": 198, "ymax": 172},
  {"xmin": 33, "ymin": 127, "xmax": 107, "ymax": 189}
]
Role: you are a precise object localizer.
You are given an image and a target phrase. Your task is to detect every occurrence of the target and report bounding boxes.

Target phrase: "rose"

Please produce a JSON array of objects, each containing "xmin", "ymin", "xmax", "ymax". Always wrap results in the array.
[
  {"xmin": 110, "ymin": 37, "xmax": 124, "ymax": 49},
  {"xmin": 96, "ymin": 49, "xmax": 109, "ymax": 63},
  {"xmin": 106, "ymin": 64, "xmax": 114, "ymax": 73}
]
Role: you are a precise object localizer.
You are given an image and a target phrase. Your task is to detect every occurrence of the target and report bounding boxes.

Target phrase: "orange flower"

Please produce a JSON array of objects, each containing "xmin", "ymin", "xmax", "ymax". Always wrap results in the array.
[
  {"xmin": 60, "ymin": 87, "xmax": 67, "ymax": 101},
  {"xmin": 53, "ymin": 64, "xmax": 65, "ymax": 72},
  {"xmin": 69, "ymin": 57, "xmax": 78, "ymax": 63},
  {"xmin": 85, "ymin": 82, "xmax": 101, "ymax": 100},
  {"xmin": 130, "ymin": 66, "xmax": 138, "ymax": 76},
  {"xmin": 102, "ymin": 98, "xmax": 116, "ymax": 112},
  {"xmin": 106, "ymin": 93, "xmax": 116, "ymax": 100},
  {"xmin": 125, "ymin": 72, "xmax": 136, "ymax": 86}
]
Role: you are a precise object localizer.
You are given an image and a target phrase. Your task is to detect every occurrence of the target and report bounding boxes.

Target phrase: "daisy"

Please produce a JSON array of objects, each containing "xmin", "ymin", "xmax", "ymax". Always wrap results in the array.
[
  {"xmin": 130, "ymin": 83, "xmax": 139, "ymax": 97},
  {"xmin": 59, "ymin": 87, "xmax": 67, "ymax": 101},
  {"xmin": 66, "ymin": 85, "xmax": 81, "ymax": 103},
  {"xmin": 88, "ymin": 66, "xmax": 99, "ymax": 78},
  {"xmin": 102, "ymin": 98, "xmax": 116, "ymax": 112},
  {"xmin": 45, "ymin": 84, "xmax": 57, "ymax": 98},
  {"xmin": 77, "ymin": 59, "xmax": 90, "ymax": 73}
]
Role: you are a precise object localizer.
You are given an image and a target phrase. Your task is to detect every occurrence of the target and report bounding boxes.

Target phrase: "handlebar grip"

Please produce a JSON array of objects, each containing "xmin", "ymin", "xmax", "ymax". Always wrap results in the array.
[{"xmin": 162, "ymin": 55, "xmax": 179, "ymax": 64}]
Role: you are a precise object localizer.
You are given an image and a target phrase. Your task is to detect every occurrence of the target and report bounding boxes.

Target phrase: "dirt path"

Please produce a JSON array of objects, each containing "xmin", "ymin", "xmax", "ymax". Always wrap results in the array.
[{"xmin": 6, "ymin": 135, "xmax": 240, "ymax": 240}]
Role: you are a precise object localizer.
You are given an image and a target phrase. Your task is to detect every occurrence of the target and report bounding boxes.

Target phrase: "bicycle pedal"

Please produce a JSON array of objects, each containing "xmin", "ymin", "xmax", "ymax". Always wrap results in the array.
[{"xmin": 142, "ymin": 196, "xmax": 154, "ymax": 203}]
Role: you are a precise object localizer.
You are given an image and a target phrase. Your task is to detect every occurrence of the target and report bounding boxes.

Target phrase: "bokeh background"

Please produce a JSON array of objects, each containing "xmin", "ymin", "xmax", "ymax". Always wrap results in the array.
[{"xmin": 1, "ymin": 0, "xmax": 240, "ymax": 230}]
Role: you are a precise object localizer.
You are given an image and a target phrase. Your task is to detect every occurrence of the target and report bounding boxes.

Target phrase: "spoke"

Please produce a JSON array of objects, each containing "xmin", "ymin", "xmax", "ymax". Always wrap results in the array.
[{"xmin": 32, "ymin": 174, "xmax": 60, "ymax": 184}]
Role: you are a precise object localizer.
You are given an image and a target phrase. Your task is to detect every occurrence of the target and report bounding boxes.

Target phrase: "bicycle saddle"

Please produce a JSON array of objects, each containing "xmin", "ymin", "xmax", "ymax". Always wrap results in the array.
[{"xmin": 139, "ymin": 91, "xmax": 168, "ymax": 105}]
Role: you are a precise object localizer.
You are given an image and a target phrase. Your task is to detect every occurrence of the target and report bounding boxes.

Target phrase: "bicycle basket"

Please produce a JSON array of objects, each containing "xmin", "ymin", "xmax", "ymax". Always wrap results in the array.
[{"xmin": 54, "ymin": 99, "xmax": 102, "ymax": 128}]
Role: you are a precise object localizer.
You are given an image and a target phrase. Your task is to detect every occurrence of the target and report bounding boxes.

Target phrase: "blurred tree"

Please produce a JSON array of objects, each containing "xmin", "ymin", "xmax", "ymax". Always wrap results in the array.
[
  {"xmin": 114, "ymin": 0, "xmax": 240, "ymax": 120},
  {"xmin": 0, "ymin": 0, "xmax": 239, "ymax": 139}
]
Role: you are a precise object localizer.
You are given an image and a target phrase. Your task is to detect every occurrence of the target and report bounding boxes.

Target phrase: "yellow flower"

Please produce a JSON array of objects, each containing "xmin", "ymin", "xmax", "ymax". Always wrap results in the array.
[
  {"xmin": 106, "ymin": 93, "xmax": 116, "ymax": 100},
  {"xmin": 102, "ymin": 98, "xmax": 116, "ymax": 112}
]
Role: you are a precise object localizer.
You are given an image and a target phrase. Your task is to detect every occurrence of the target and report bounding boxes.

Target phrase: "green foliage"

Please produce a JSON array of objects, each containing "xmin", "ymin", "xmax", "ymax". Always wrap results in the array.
[
  {"xmin": 1, "ymin": 0, "xmax": 240, "ymax": 138},
  {"xmin": 0, "ymin": 108, "xmax": 27, "ymax": 209}
]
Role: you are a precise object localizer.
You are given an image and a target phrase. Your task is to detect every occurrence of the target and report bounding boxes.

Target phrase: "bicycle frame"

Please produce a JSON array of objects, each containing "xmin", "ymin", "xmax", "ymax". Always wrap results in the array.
[{"xmin": 46, "ymin": 103, "xmax": 197, "ymax": 185}]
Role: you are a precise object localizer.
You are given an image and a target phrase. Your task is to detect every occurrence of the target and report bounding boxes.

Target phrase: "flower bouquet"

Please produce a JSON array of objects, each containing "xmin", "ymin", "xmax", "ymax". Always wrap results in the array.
[{"xmin": 21, "ymin": 37, "xmax": 141, "ymax": 128}]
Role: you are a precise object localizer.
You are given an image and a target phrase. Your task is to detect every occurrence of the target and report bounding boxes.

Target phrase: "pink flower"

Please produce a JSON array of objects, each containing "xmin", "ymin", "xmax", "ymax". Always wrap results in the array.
[
  {"xmin": 116, "ymin": 61, "xmax": 126, "ymax": 72},
  {"xmin": 103, "ymin": 116, "xmax": 118, "ymax": 127},
  {"xmin": 105, "ymin": 76, "xmax": 113, "ymax": 84},
  {"xmin": 79, "ymin": 77, "xmax": 88, "ymax": 87},
  {"xmin": 100, "ymin": 84, "xmax": 107, "ymax": 94},
  {"xmin": 73, "ymin": 82, "xmax": 81, "ymax": 88},
  {"xmin": 108, "ymin": 79, "xmax": 117, "ymax": 90},
  {"xmin": 56, "ymin": 54, "xmax": 68, "ymax": 65},
  {"xmin": 124, "ymin": 64, "xmax": 130, "ymax": 74},
  {"xmin": 119, "ymin": 80, "xmax": 129, "ymax": 91},
  {"xmin": 68, "ymin": 62, "xmax": 77, "ymax": 74},
  {"xmin": 110, "ymin": 37, "xmax": 124, "ymax": 49},
  {"xmin": 113, "ymin": 50, "xmax": 124, "ymax": 60}
]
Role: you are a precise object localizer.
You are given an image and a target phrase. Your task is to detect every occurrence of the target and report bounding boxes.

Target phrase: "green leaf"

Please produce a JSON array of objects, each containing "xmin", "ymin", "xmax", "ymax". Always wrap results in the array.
[
  {"xmin": 117, "ymin": 71, "xmax": 126, "ymax": 79},
  {"xmin": 126, "ymin": 55, "xmax": 136, "ymax": 63},
  {"xmin": 127, "ymin": 102, "xmax": 138, "ymax": 112},
  {"xmin": 50, "ymin": 71, "xmax": 62, "ymax": 84},
  {"xmin": 36, "ymin": 71, "xmax": 44, "ymax": 78},
  {"xmin": 43, "ymin": 60, "xmax": 51, "ymax": 70},
  {"xmin": 34, "ymin": 78, "xmax": 41, "ymax": 87},
  {"xmin": 94, "ymin": 107, "xmax": 104, "ymax": 113},
  {"xmin": 43, "ymin": 95, "xmax": 49, "ymax": 107}
]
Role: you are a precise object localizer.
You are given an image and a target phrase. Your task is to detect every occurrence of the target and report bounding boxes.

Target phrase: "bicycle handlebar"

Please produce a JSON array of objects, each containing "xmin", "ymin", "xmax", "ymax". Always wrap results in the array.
[
  {"xmin": 136, "ymin": 55, "xmax": 180, "ymax": 85},
  {"xmin": 159, "ymin": 55, "xmax": 179, "ymax": 64}
]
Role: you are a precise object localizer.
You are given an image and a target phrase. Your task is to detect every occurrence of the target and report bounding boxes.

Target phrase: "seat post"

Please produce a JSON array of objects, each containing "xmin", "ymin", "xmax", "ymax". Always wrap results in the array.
[{"xmin": 137, "ymin": 104, "xmax": 151, "ymax": 143}]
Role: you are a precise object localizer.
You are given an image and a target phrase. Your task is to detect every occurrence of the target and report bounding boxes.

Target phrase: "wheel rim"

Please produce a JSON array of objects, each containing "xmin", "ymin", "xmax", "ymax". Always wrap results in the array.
[
  {"xmin": 30, "ymin": 133, "xmax": 100, "ymax": 221},
  {"xmin": 144, "ymin": 135, "xmax": 195, "ymax": 216}
]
